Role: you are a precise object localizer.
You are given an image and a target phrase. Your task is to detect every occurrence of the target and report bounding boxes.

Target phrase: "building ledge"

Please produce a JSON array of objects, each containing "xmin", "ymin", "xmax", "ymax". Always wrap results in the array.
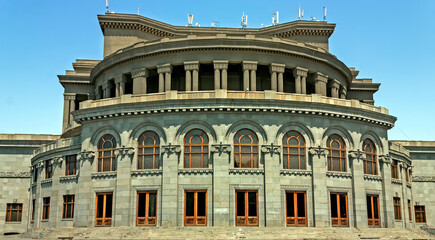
[
  {"xmin": 280, "ymin": 169, "xmax": 312, "ymax": 176},
  {"xmin": 91, "ymin": 172, "xmax": 117, "ymax": 179},
  {"xmin": 178, "ymin": 168, "xmax": 213, "ymax": 175},
  {"xmin": 326, "ymin": 171, "xmax": 352, "ymax": 179},
  {"xmin": 131, "ymin": 169, "xmax": 162, "ymax": 177},
  {"xmin": 229, "ymin": 168, "xmax": 264, "ymax": 175},
  {"xmin": 364, "ymin": 174, "xmax": 382, "ymax": 182}
]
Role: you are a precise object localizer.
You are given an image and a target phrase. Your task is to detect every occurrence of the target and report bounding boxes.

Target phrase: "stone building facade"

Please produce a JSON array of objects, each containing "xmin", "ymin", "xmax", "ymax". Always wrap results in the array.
[{"xmin": 0, "ymin": 13, "xmax": 433, "ymax": 235}]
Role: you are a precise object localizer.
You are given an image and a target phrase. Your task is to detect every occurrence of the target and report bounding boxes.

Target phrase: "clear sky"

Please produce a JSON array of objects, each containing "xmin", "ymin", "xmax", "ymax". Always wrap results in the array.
[{"xmin": 0, "ymin": 0, "xmax": 434, "ymax": 140}]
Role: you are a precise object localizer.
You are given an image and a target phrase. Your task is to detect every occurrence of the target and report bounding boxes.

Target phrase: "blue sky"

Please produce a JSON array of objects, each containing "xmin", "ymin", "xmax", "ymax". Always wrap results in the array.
[{"xmin": 0, "ymin": 0, "xmax": 434, "ymax": 141}]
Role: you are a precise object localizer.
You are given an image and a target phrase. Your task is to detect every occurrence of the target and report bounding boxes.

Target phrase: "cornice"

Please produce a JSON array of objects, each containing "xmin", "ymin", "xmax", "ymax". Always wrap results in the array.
[{"xmin": 0, "ymin": 171, "xmax": 31, "ymax": 178}]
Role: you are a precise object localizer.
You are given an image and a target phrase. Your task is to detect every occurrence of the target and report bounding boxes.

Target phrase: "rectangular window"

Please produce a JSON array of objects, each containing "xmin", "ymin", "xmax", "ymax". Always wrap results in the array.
[
  {"xmin": 137, "ymin": 191, "xmax": 157, "ymax": 226},
  {"xmin": 415, "ymin": 206, "xmax": 426, "ymax": 223},
  {"xmin": 330, "ymin": 192, "xmax": 348, "ymax": 226},
  {"xmin": 285, "ymin": 191, "xmax": 307, "ymax": 226},
  {"xmin": 95, "ymin": 192, "xmax": 113, "ymax": 226},
  {"xmin": 408, "ymin": 200, "xmax": 412, "ymax": 221},
  {"xmin": 405, "ymin": 168, "xmax": 409, "ymax": 182},
  {"xmin": 6, "ymin": 203, "xmax": 23, "ymax": 222},
  {"xmin": 393, "ymin": 197, "xmax": 401, "ymax": 220},
  {"xmin": 391, "ymin": 160, "xmax": 399, "ymax": 179},
  {"xmin": 366, "ymin": 194, "xmax": 380, "ymax": 227},
  {"xmin": 65, "ymin": 155, "xmax": 77, "ymax": 176},
  {"xmin": 45, "ymin": 160, "xmax": 52, "ymax": 179},
  {"xmin": 235, "ymin": 190, "xmax": 258, "ymax": 226},
  {"xmin": 184, "ymin": 190, "xmax": 207, "ymax": 226},
  {"xmin": 31, "ymin": 199, "xmax": 35, "ymax": 222},
  {"xmin": 42, "ymin": 197, "xmax": 50, "ymax": 220},
  {"xmin": 33, "ymin": 167, "xmax": 37, "ymax": 183},
  {"xmin": 62, "ymin": 195, "xmax": 75, "ymax": 219}
]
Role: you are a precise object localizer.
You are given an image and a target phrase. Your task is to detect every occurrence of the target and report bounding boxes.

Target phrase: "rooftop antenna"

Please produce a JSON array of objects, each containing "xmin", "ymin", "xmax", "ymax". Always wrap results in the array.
[
  {"xmin": 211, "ymin": 21, "xmax": 219, "ymax": 27},
  {"xmin": 298, "ymin": 6, "xmax": 304, "ymax": 20},
  {"xmin": 105, "ymin": 0, "xmax": 109, "ymax": 13},
  {"xmin": 272, "ymin": 11, "xmax": 279, "ymax": 25},
  {"xmin": 195, "ymin": 22, "xmax": 200, "ymax": 27},
  {"xmin": 241, "ymin": 12, "xmax": 248, "ymax": 28},
  {"xmin": 187, "ymin": 13, "xmax": 194, "ymax": 27},
  {"xmin": 137, "ymin": 6, "xmax": 140, "ymax": 15},
  {"xmin": 323, "ymin": 7, "xmax": 327, "ymax": 21}
]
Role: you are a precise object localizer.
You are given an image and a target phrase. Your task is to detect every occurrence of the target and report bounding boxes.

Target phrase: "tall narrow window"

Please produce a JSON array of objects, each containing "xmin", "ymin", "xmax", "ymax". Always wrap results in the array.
[
  {"xmin": 33, "ymin": 166, "xmax": 37, "ymax": 183},
  {"xmin": 95, "ymin": 192, "xmax": 113, "ymax": 226},
  {"xmin": 405, "ymin": 168, "xmax": 409, "ymax": 182},
  {"xmin": 415, "ymin": 206, "xmax": 426, "ymax": 223},
  {"xmin": 408, "ymin": 200, "xmax": 412, "ymax": 221},
  {"xmin": 42, "ymin": 197, "xmax": 50, "ymax": 220},
  {"xmin": 31, "ymin": 199, "xmax": 35, "ymax": 222},
  {"xmin": 184, "ymin": 129, "xmax": 209, "ymax": 168},
  {"xmin": 235, "ymin": 190, "xmax": 258, "ymax": 226},
  {"xmin": 330, "ymin": 192, "xmax": 348, "ymax": 226},
  {"xmin": 366, "ymin": 194, "xmax": 380, "ymax": 227},
  {"xmin": 62, "ymin": 195, "xmax": 75, "ymax": 219},
  {"xmin": 137, "ymin": 131, "xmax": 160, "ymax": 169},
  {"xmin": 363, "ymin": 139, "xmax": 377, "ymax": 175},
  {"xmin": 327, "ymin": 134, "xmax": 346, "ymax": 172},
  {"xmin": 391, "ymin": 160, "xmax": 399, "ymax": 179},
  {"xmin": 45, "ymin": 160, "xmax": 52, "ymax": 179},
  {"xmin": 137, "ymin": 191, "xmax": 157, "ymax": 226},
  {"xmin": 393, "ymin": 197, "xmax": 401, "ymax": 220},
  {"xmin": 285, "ymin": 191, "xmax": 307, "ymax": 226},
  {"xmin": 65, "ymin": 155, "xmax": 77, "ymax": 176},
  {"xmin": 6, "ymin": 203, "xmax": 23, "ymax": 222},
  {"xmin": 234, "ymin": 129, "xmax": 259, "ymax": 168},
  {"xmin": 283, "ymin": 131, "xmax": 306, "ymax": 170},
  {"xmin": 184, "ymin": 190, "xmax": 207, "ymax": 226},
  {"xmin": 97, "ymin": 134, "xmax": 117, "ymax": 172}
]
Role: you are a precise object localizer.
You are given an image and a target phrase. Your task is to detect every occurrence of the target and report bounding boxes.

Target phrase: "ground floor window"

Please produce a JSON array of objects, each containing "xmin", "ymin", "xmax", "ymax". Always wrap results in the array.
[
  {"xmin": 62, "ymin": 195, "xmax": 74, "ymax": 219},
  {"xmin": 184, "ymin": 190, "xmax": 207, "ymax": 226},
  {"xmin": 42, "ymin": 197, "xmax": 50, "ymax": 220},
  {"xmin": 6, "ymin": 203, "xmax": 23, "ymax": 222},
  {"xmin": 236, "ymin": 190, "xmax": 258, "ymax": 226},
  {"xmin": 95, "ymin": 192, "xmax": 113, "ymax": 227},
  {"xmin": 408, "ymin": 200, "xmax": 412, "ymax": 221},
  {"xmin": 393, "ymin": 197, "xmax": 401, "ymax": 220},
  {"xmin": 415, "ymin": 205, "xmax": 426, "ymax": 223},
  {"xmin": 285, "ymin": 191, "xmax": 307, "ymax": 226},
  {"xmin": 366, "ymin": 194, "xmax": 380, "ymax": 227},
  {"xmin": 137, "ymin": 191, "xmax": 157, "ymax": 226},
  {"xmin": 330, "ymin": 192, "xmax": 348, "ymax": 227}
]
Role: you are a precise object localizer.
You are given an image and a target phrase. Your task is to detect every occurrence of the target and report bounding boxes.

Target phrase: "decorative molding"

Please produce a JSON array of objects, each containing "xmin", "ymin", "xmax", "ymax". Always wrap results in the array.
[
  {"xmin": 59, "ymin": 175, "xmax": 78, "ymax": 182},
  {"xmin": 269, "ymin": 63, "xmax": 285, "ymax": 73},
  {"xmin": 379, "ymin": 154, "xmax": 392, "ymax": 165},
  {"xmin": 178, "ymin": 168, "xmax": 213, "ymax": 175},
  {"xmin": 114, "ymin": 147, "xmax": 134, "ymax": 158},
  {"xmin": 0, "ymin": 171, "xmax": 31, "ymax": 178},
  {"xmin": 91, "ymin": 171, "xmax": 117, "ymax": 179},
  {"xmin": 77, "ymin": 151, "xmax": 95, "ymax": 162},
  {"xmin": 161, "ymin": 144, "xmax": 181, "ymax": 157},
  {"xmin": 273, "ymin": 29, "xmax": 334, "ymax": 38},
  {"xmin": 280, "ymin": 185, "xmax": 313, "ymax": 227},
  {"xmin": 184, "ymin": 61, "xmax": 200, "ymax": 71},
  {"xmin": 349, "ymin": 149, "xmax": 365, "ymax": 162},
  {"xmin": 41, "ymin": 178, "xmax": 53, "ymax": 184},
  {"xmin": 100, "ymin": 22, "xmax": 175, "ymax": 38},
  {"xmin": 157, "ymin": 64, "xmax": 172, "ymax": 73},
  {"xmin": 412, "ymin": 176, "xmax": 435, "ymax": 182},
  {"xmin": 131, "ymin": 68, "xmax": 148, "ymax": 79},
  {"xmin": 131, "ymin": 169, "xmax": 162, "ymax": 177},
  {"xmin": 406, "ymin": 182, "xmax": 412, "ymax": 188},
  {"xmin": 261, "ymin": 144, "xmax": 281, "ymax": 156},
  {"xmin": 229, "ymin": 168, "xmax": 264, "ymax": 175},
  {"xmin": 178, "ymin": 184, "xmax": 213, "ymax": 227},
  {"xmin": 210, "ymin": 142, "xmax": 231, "ymax": 155},
  {"xmin": 391, "ymin": 178, "xmax": 402, "ymax": 185},
  {"xmin": 364, "ymin": 174, "xmax": 382, "ymax": 182},
  {"xmin": 326, "ymin": 171, "xmax": 352, "ymax": 179},
  {"xmin": 229, "ymin": 184, "xmax": 264, "ymax": 227},
  {"xmin": 280, "ymin": 169, "xmax": 312, "ymax": 176},
  {"xmin": 309, "ymin": 146, "xmax": 328, "ymax": 157}
]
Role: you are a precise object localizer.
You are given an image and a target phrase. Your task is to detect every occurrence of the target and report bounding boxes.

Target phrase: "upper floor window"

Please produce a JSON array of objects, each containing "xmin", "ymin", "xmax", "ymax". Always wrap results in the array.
[
  {"xmin": 184, "ymin": 129, "xmax": 209, "ymax": 168},
  {"xmin": 33, "ymin": 167, "xmax": 37, "ymax": 183},
  {"xmin": 45, "ymin": 160, "xmax": 53, "ymax": 179},
  {"xmin": 234, "ymin": 129, "xmax": 258, "ymax": 168},
  {"xmin": 363, "ymin": 139, "xmax": 377, "ymax": 175},
  {"xmin": 405, "ymin": 168, "xmax": 409, "ymax": 182},
  {"xmin": 327, "ymin": 134, "xmax": 346, "ymax": 172},
  {"xmin": 6, "ymin": 203, "xmax": 22, "ymax": 222},
  {"xmin": 65, "ymin": 155, "xmax": 77, "ymax": 176},
  {"xmin": 391, "ymin": 160, "xmax": 399, "ymax": 179},
  {"xmin": 97, "ymin": 134, "xmax": 117, "ymax": 172},
  {"xmin": 282, "ymin": 131, "xmax": 306, "ymax": 170},
  {"xmin": 137, "ymin": 131, "xmax": 160, "ymax": 170}
]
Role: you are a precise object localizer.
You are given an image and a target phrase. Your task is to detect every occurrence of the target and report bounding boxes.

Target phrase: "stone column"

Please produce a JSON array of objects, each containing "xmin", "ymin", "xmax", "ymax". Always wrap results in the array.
[
  {"xmin": 184, "ymin": 61, "xmax": 199, "ymax": 92},
  {"xmin": 115, "ymin": 74, "xmax": 127, "ymax": 97},
  {"xmin": 349, "ymin": 150, "xmax": 368, "ymax": 228},
  {"xmin": 269, "ymin": 63, "xmax": 285, "ymax": 92},
  {"xmin": 213, "ymin": 61, "xmax": 228, "ymax": 90},
  {"xmin": 185, "ymin": 68, "xmax": 191, "ymax": 91},
  {"xmin": 95, "ymin": 86, "xmax": 102, "ymax": 99},
  {"xmin": 76, "ymin": 151, "xmax": 95, "ymax": 227},
  {"xmin": 132, "ymin": 68, "xmax": 148, "ymax": 95},
  {"xmin": 211, "ymin": 143, "xmax": 231, "ymax": 226},
  {"xmin": 314, "ymin": 73, "xmax": 328, "ymax": 96},
  {"xmin": 161, "ymin": 144, "xmax": 181, "ymax": 226},
  {"xmin": 192, "ymin": 69, "xmax": 199, "ymax": 91},
  {"xmin": 330, "ymin": 79, "xmax": 340, "ymax": 98},
  {"xmin": 293, "ymin": 67, "xmax": 308, "ymax": 94},
  {"xmin": 340, "ymin": 87, "xmax": 347, "ymax": 99},
  {"xmin": 242, "ymin": 61, "xmax": 258, "ymax": 91},
  {"xmin": 102, "ymin": 82, "xmax": 110, "ymax": 98},
  {"xmin": 114, "ymin": 148, "xmax": 134, "ymax": 227},
  {"xmin": 62, "ymin": 93, "xmax": 76, "ymax": 132},
  {"xmin": 262, "ymin": 144, "xmax": 282, "ymax": 227},
  {"xmin": 379, "ymin": 155, "xmax": 395, "ymax": 227},
  {"xmin": 157, "ymin": 64, "xmax": 172, "ymax": 92},
  {"xmin": 158, "ymin": 72, "xmax": 164, "ymax": 93},
  {"xmin": 309, "ymin": 146, "xmax": 329, "ymax": 227},
  {"xmin": 222, "ymin": 68, "xmax": 228, "ymax": 90}
]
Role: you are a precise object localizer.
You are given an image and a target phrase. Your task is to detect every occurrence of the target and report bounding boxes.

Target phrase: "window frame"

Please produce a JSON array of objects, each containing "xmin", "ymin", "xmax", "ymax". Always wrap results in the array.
[
  {"xmin": 45, "ymin": 160, "xmax": 53, "ymax": 179},
  {"xmin": 95, "ymin": 192, "xmax": 113, "ymax": 227},
  {"xmin": 366, "ymin": 194, "xmax": 380, "ymax": 227},
  {"xmin": 233, "ymin": 129, "xmax": 259, "ymax": 168},
  {"xmin": 42, "ymin": 197, "xmax": 50, "ymax": 220},
  {"xmin": 330, "ymin": 192, "xmax": 349, "ymax": 227},
  {"xmin": 137, "ymin": 131, "xmax": 160, "ymax": 170},
  {"xmin": 285, "ymin": 191, "xmax": 307, "ymax": 226},
  {"xmin": 136, "ymin": 191, "xmax": 158, "ymax": 226},
  {"xmin": 408, "ymin": 200, "xmax": 412, "ymax": 222},
  {"xmin": 97, "ymin": 134, "xmax": 117, "ymax": 172},
  {"xmin": 6, "ymin": 203, "xmax": 23, "ymax": 223},
  {"xmin": 184, "ymin": 190, "xmax": 207, "ymax": 226},
  {"xmin": 235, "ymin": 190, "xmax": 258, "ymax": 226},
  {"xmin": 415, "ymin": 205, "xmax": 426, "ymax": 223},
  {"xmin": 282, "ymin": 131, "xmax": 306, "ymax": 170},
  {"xmin": 327, "ymin": 134, "xmax": 347, "ymax": 172},
  {"xmin": 391, "ymin": 160, "xmax": 399, "ymax": 179},
  {"xmin": 62, "ymin": 195, "xmax": 75, "ymax": 219},
  {"xmin": 363, "ymin": 139, "xmax": 377, "ymax": 175},
  {"xmin": 393, "ymin": 197, "xmax": 401, "ymax": 220},
  {"xmin": 65, "ymin": 155, "xmax": 77, "ymax": 176},
  {"xmin": 183, "ymin": 129, "xmax": 209, "ymax": 169}
]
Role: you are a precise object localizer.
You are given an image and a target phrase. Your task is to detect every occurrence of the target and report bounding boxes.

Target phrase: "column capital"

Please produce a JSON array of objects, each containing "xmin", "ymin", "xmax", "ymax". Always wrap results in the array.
[
  {"xmin": 349, "ymin": 149, "xmax": 366, "ymax": 161},
  {"xmin": 242, "ymin": 61, "xmax": 258, "ymax": 71},
  {"xmin": 329, "ymin": 79, "xmax": 340, "ymax": 89},
  {"xmin": 184, "ymin": 61, "xmax": 200, "ymax": 71},
  {"xmin": 314, "ymin": 72, "xmax": 328, "ymax": 83},
  {"xmin": 292, "ymin": 67, "xmax": 308, "ymax": 78},
  {"xmin": 64, "ymin": 93, "xmax": 76, "ymax": 100},
  {"xmin": 114, "ymin": 74, "xmax": 127, "ymax": 84},
  {"xmin": 213, "ymin": 60, "xmax": 228, "ymax": 70},
  {"xmin": 308, "ymin": 146, "xmax": 329, "ymax": 157},
  {"xmin": 157, "ymin": 64, "xmax": 172, "ymax": 73},
  {"xmin": 269, "ymin": 63, "xmax": 285, "ymax": 73},
  {"xmin": 379, "ymin": 154, "xmax": 392, "ymax": 165},
  {"xmin": 261, "ymin": 143, "xmax": 282, "ymax": 156},
  {"xmin": 131, "ymin": 68, "xmax": 148, "ymax": 79}
]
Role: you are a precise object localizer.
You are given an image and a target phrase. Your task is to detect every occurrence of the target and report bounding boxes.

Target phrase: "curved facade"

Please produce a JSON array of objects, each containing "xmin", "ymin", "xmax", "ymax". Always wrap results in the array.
[{"xmin": 2, "ymin": 13, "xmax": 430, "ymax": 234}]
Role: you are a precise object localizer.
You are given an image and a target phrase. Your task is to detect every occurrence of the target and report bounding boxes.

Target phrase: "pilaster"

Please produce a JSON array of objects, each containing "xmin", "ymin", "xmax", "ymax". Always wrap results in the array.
[
  {"xmin": 161, "ymin": 144, "xmax": 180, "ymax": 226},
  {"xmin": 379, "ymin": 155, "xmax": 394, "ymax": 227},
  {"xmin": 131, "ymin": 68, "xmax": 148, "ymax": 95},
  {"xmin": 114, "ymin": 148, "xmax": 134, "ymax": 227},
  {"xmin": 262, "ymin": 144, "xmax": 282, "ymax": 227},
  {"xmin": 349, "ymin": 149, "xmax": 368, "ymax": 228},
  {"xmin": 309, "ymin": 146, "xmax": 329, "ymax": 227},
  {"xmin": 76, "ymin": 151, "xmax": 95, "ymax": 227},
  {"xmin": 211, "ymin": 143, "xmax": 231, "ymax": 226}
]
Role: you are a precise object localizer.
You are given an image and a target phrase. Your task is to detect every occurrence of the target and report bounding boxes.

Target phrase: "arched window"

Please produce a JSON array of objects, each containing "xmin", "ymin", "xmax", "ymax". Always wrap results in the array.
[
  {"xmin": 97, "ymin": 134, "xmax": 117, "ymax": 172},
  {"xmin": 184, "ymin": 129, "xmax": 209, "ymax": 168},
  {"xmin": 363, "ymin": 139, "xmax": 377, "ymax": 175},
  {"xmin": 234, "ymin": 129, "xmax": 259, "ymax": 168},
  {"xmin": 283, "ymin": 131, "xmax": 306, "ymax": 169},
  {"xmin": 327, "ymin": 134, "xmax": 346, "ymax": 172},
  {"xmin": 137, "ymin": 131, "xmax": 160, "ymax": 170}
]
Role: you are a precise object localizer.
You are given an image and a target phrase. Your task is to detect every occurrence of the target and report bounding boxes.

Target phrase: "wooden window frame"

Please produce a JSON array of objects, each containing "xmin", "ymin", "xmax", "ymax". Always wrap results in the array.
[
  {"xmin": 95, "ymin": 192, "xmax": 113, "ymax": 227},
  {"xmin": 393, "ymin": 197, "xmax": 401, "ymax": 220},
  {"xmin": 42, "ymin": 197, "xmax": 50, "ymax": 220},
  {"xmin": 136, "ymin": 191, "xmax": 157, "ymax": 226},
  {"xmin": 408, "ymin": 200, "xmax": 412, "ymax": 221},
  {"xmin": 235, "ymin": 190, "xmax": 258, "ymax": 226},
  {"xmin": 45, "ymin": 160, "xmax": 52, "ymax": 179},
  {"xmin": 415, "ymin": 205, "xmax": 426, "ymax": 223},
  {"xmin": 367, "ymin": 194, "xmax": 380, "ymax": 227},
  {"xmin": 184, "ymin": 190, "xmax": 207, "ymax": 226},
  {"xmin": 363, "ymin": 139, "xmax": 377, "ymax": 175},
  {"xmin": 137, "ymin": 131, "xmax": 160, "ymax": 170},
  {"xmin": 97, "ymin": 134, "xmax": 117, "ymax": 172},
  {"xmin": 62, "ymin": 195, "xmax": 75, "ymax": 219},
  {"xmin": 285, "ymin": 191, "xmax": 307, "ymax": 226},
  {"xmin": 330, "ymin": 192, "xmax": 349, "ymax": 227},
  {"xmin": 184, "ymin": 129, "xmax": 209, "ymax": 168},
  {"xmin": 65, "ymin": 155, "xmax": 77, "ymax": 176},
  {"xmin": 327, "ymin": 134, "xmax": 347, "ymax": 172},
  {"xmin": 282, "ymin": 131, "xmax": 306, "ymax": 170},
  {"xmin": 6, "ymin": 203, "xmax": 23, "ymax": 222},
  {"xmin": 233, "ymin": 129, "xmax": 259, "ymax": 168},
  {"xmin": 391, "ymin": 160, "xmax": 399, "ymax": 179}
]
